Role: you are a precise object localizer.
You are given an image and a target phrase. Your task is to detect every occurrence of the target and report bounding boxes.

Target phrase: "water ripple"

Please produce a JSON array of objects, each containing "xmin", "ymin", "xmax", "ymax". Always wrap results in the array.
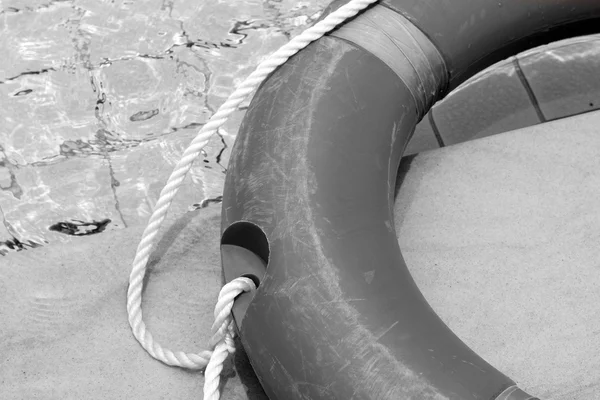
[{"xmin": 0, "ymin": 0, "xmax": 326, "ymax": 254}]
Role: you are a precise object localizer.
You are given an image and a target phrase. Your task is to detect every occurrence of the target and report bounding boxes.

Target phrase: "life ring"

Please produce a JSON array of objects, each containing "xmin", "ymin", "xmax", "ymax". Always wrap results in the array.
[{"xmin": 220, "ymin": 1, "xmax": 600, "ymax": 399}]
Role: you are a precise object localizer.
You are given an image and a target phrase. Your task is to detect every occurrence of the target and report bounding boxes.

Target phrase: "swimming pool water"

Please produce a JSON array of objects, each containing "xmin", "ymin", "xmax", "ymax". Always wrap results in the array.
[
  {"xmin": 3, "ymin": 1, "xmax": 600, "ymax": 257},
  {"xmin": 0, "ymin": 0, "xmax": 328, "ymax": 255}
]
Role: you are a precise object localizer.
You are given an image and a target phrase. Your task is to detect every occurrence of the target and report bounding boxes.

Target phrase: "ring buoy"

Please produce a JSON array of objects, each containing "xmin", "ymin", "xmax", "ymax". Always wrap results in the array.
[{"xmin": 220, "ymin": 1, "xmax": 600, "ymax": 399}]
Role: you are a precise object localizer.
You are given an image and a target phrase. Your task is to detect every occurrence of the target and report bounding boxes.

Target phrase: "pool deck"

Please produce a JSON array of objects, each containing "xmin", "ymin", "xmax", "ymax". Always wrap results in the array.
[{"xmin": 2, "ymin": 110, "xmax": 600, "ymax": 399}]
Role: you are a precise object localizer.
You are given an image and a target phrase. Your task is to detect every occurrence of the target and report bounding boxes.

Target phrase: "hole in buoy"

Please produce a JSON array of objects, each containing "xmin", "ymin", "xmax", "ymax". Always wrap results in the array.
[
  {"xmin": 221, "ymin": 221, "xmax": 270, "ymax": 265},
  {"xmin": 241, "ymin": 273, "xmax": 260, "ymax": 288},
  {"xmin": 221, "ymin": 222, "xmax": 268, "ymax": 326}
]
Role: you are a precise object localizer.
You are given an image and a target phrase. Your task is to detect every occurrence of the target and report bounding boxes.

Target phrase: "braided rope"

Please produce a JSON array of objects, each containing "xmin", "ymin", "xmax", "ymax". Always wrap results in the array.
[
  {"xmin": 125, "ymin": 0, "xmax": 380, "ymax": 398},
  {"xmin": 203, "ymin": 277, "xmax": 256, "ymax": 400}
]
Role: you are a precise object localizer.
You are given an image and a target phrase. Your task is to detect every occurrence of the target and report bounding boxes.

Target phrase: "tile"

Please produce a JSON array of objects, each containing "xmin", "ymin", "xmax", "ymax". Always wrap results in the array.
[
  {"xmin": 92, "ymin": 57, "xmax": 212, "ymax": 142},
  {"xmin": 518, "ymin": 35, "xmax": 600, "ymax": 120},
  {"xmin": 0, "ymin": 70, "xmax": 98, "ymax": 164},
  {"xmin": 432, "ymin": 58, "xmax": 541, "ymax": 146},
  {"xmin": 76, "ymin": 0, "xmax": 181, "ymax": 65},
  {"xmin": 109, "ymin": 129, "xmax": 226, "ymax": 228},
  {"xmin": 0, "ymin": 4, "xmax": 77, "ymax": 78},
  {"xmin": 0, "ymin": 156, "xmax": 119, "ymax": 245}
]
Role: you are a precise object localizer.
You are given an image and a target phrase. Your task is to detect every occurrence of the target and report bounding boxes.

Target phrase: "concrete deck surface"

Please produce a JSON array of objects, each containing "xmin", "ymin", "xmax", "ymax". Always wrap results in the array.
[
  {"xmin": 2, "ymin": 111, "xmax": 600, "ymax": 399},
  {"xmin": 395, "ymin": 110, "xmax": 600, "ymax": 399}
]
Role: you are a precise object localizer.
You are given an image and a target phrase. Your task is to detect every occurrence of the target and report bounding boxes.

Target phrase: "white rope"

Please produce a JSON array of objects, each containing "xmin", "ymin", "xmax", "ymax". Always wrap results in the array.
[
  {"xmin": 125, "ymin": 0, "xmax": 380, "ymax": 399},
  {"xmin": 203, "ymin": 277, "xmax": 256, "ymax": 400}
]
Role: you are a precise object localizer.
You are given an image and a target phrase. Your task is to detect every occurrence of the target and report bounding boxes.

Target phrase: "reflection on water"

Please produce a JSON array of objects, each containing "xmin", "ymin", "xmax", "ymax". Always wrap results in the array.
[{"xmin": 0, "ymin": 0, "xmax": 327, "ymax": 255}]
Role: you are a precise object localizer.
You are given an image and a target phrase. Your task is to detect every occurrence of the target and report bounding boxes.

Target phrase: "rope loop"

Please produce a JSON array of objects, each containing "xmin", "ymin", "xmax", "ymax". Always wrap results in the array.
[{"xmin": 125, "ymin": 1, "xmax": 380, "ymax": 399}]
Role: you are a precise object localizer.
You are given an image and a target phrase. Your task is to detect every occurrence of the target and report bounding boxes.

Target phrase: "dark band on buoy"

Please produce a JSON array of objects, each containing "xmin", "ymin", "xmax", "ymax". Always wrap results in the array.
[
  {"xmin": 330, "ymin": 5, "xmax": 447, "ymax": 117},
  {"xmin": 221, "ymin": 0, "xmax": 600, "ymax": 398}
]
